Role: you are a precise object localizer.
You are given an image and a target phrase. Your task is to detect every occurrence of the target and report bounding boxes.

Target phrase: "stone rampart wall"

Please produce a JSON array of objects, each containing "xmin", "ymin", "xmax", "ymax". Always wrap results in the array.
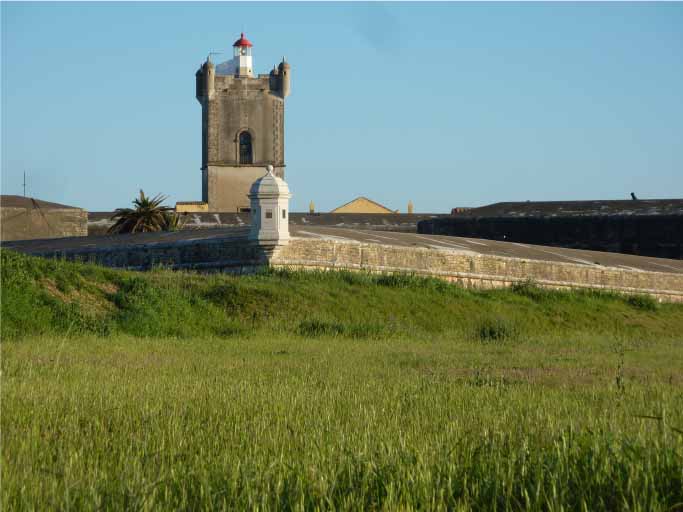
[
  {"xmin": 273, "ymin": 239, "xmax": 683, "ymax": 302},
  {"xmin": 21, "ymin": 237, "xmax": 268, "ymax": 272},
  {"xmin": 1, "ymin": 208, "xmax": 87, "ymax": 241},
  {"xmin": 15, "ymin": 235, "xmax": 683, "ymax": 302}
]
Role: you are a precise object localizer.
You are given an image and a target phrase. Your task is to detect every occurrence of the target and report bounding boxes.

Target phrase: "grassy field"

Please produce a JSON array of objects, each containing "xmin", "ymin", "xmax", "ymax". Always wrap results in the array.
[{"xmin": 2, "ymin": 250, "xmax": 683, "ymax": 510}]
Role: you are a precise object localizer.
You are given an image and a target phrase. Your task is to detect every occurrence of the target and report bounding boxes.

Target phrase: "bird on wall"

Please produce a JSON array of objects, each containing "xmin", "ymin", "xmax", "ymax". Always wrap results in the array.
[{"xmin": 631, "ymin": 192, "xmax": 638, "ymax": 200}]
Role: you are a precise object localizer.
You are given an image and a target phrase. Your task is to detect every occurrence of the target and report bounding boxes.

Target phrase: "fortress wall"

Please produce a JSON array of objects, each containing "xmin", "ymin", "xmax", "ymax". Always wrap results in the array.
[
  {"xmin": 418, "ymin": 215, "xmax": 683, "ymax": 259},
  {"xmin": 273, "ymin": 239, "xmax": 683, "ymax": 302},
  {"xmin": 16, "ymin": 235, "xmax": 683, "ymax": 302},
  {"xmin": 1, "ymin": 207, "xmax": 87, "ymax": 242},
  {"xmin": 21, "ymin": 237, "xmax": 270, "ymax": 273}
]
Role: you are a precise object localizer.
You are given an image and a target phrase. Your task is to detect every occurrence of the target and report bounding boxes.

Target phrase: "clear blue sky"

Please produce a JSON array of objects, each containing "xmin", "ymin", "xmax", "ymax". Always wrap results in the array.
[{"xmin": 2, "ymin": 2, "xmax": 682, "ymax": 213}]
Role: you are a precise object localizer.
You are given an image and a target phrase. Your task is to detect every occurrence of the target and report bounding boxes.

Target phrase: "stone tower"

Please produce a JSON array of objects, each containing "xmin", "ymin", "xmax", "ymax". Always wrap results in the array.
[{"xmin": 196, "ymin": 33, "xmax": 290, "ymax": 212}]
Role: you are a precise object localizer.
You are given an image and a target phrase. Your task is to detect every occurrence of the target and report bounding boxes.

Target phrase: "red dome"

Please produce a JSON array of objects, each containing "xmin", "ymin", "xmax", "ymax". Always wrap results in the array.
[{"xmin": 232, "ymin": 33, "xmax": 253, "ymax": 48}]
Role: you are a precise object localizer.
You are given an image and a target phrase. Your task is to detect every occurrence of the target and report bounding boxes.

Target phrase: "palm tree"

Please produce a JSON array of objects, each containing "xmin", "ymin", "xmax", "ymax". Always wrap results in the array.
[
  {"xmin": 160, "ymin": 211, "xmax": 187, "ymax": 232},
  {"xmin": 108, "ymin": 190, "xmax": 173, "ymax": 234}
]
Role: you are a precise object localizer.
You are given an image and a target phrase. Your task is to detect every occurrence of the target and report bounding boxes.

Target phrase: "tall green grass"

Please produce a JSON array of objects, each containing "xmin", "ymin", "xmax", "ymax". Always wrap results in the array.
[
  {"xmin": 2, "ymin": 250, "xmax": 683, "ymax": 510},
  {"xmin": 4, "ymin": 334, "xmax": 683, "ymax": 510}
]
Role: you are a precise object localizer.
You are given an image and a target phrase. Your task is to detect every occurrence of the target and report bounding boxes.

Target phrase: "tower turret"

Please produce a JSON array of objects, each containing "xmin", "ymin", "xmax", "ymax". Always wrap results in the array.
[
  {"xmin": 278, "ymin": 58, "xmax": 291, "ymax": 99},
  {"xmin": 195, "ymin": 58, "xmax": 215, "ymax": 102},
  {"xmin": 205, "ymin": 59, "xmax": 215, "ymax": 98}
]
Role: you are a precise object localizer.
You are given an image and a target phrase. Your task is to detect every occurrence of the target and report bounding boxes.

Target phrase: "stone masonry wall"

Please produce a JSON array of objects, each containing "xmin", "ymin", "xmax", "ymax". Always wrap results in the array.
[
  {"xmin": 1, "ymin": 208, "xmax": 87, "ymax": 241},
  {"xmin": 22, "ymin": 238, "xmax": 270, "ymax": 272},
  {"xmin": 8, "ymin": 236, "xmax": 683, "ymax": 302},
  {"xmin": 273, "ymin": 239, "xmax": 683, "ymax": 302}
]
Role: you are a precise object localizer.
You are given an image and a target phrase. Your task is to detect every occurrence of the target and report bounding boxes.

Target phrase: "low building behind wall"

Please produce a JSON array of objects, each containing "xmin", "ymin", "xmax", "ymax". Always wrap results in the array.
[
  {"xmin": 418, "ymin": 200, "xmax": 683, "ymax": 260},
  {"xmin": 331, "ymin": 197, "xmax": 396, "ymax": 214},
  {"xmin": 0, "ymin": 195, "xmax": 87, "ymax": 241},
  {"xmin": 176, "ymin": 201, "xmax": 209, "ymax": 213}
]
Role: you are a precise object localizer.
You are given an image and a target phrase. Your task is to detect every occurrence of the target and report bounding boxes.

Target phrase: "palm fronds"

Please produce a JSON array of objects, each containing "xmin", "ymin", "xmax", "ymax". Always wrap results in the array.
[
  {"xmin": 108, "ymin": 190, "xmax": 174, "ymax": 234},
  {"xmin": 160, "ymin": 211, "xmax": 187, "ymax": 232}
]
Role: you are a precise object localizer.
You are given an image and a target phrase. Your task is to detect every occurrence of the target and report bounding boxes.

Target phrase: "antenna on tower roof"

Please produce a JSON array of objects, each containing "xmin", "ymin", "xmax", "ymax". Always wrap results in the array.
[{"xmin": 207, "ymin": 51, "xmax": 223, "ymax": 63}]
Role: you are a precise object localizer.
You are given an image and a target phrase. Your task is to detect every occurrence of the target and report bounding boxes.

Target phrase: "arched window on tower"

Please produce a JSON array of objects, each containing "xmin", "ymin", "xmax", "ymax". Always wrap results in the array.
[{"xmin": 239, "ymin": 132, "xmax": 253, "ymax": 164}]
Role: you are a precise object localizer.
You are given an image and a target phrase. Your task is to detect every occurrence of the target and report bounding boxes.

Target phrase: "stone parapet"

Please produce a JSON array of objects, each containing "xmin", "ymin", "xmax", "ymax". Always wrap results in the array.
[{"xmin": 273, "ymin": 239, "xmax": 683, "ymax": 303}]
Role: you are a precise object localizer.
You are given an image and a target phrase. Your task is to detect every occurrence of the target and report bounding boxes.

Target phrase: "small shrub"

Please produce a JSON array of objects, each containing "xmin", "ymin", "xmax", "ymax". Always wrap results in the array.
[
  {"xmin": 259, "ymin": 266, "xmax": 300, "ymax": 281},
  {"xmin": 625, "ymin": 294, "xmax": 658, "ymax": 312},
  {"xmin": 510, "ymin": 281, "xmax": 554, "ymax": 302},
  {"xmin": 477, "ymin": 317, "xmax": 517, "ymax": 343},
  {"xmin": 202, "ymin": 283, "xmax": 240, "ymax": 305},
  {"xmin": 52, "ymin": 301, "xmax": 113, "ymax": 336},
  {"xmin": 298, "ymin": 319, "xmax": 347, "ymax": 337},
  {"xmin": 160, "ymin": 211, "xmax": 187, "ymax": 232},
  {"xmin": 112, "ymin": 276, "xmax": 156, "ymax": 308},
  {"xmin": 373, "ymin": 273, "xmax": 456, "ymax": 294},
  {"xmin": 374, "ymin": 273, "xmax": 418, "ymax": 289},
  {"xmin": 297, "ymin": 319, "xmax": 387, "ymax": 339},
  {"xmin": 216, "ymin": 322, "xmax": 247, "ymax": 338},
  {"xmin": 338, "ymin": 270, "xmax": 372, "ymax": 286}
]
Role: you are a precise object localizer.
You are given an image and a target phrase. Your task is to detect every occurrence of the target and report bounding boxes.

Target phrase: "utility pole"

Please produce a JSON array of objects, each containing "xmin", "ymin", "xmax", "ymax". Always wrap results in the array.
[{"xmin": 23, "ymin": 171, "xmax": 26, "ymax": 197}]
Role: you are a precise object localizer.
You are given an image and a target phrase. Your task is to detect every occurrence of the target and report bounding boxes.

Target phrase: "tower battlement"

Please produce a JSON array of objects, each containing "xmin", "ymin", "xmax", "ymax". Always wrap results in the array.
[{"xmin": 196, "ymin": 71, "xmax": 289, "ymax": 101}]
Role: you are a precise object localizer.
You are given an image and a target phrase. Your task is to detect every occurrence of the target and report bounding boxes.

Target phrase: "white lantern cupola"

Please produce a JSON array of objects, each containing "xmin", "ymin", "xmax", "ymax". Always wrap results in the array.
[
  {"xmin": 232, "ymin": 32, "xmax": 254, "ymax": 77},
  {"xmin": 249, "ymin": 165, "xmax": 291, "ymax": 244}
]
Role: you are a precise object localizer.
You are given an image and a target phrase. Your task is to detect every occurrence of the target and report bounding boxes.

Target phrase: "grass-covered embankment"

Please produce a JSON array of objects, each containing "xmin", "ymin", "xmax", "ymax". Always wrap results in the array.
[
  {"xmin": 2, "ymin": 249, "xmax": 682, "ymax": 342},
  {"xmin": 2, "ymin": 250, "xmax": 683, "ymax": 510}
]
